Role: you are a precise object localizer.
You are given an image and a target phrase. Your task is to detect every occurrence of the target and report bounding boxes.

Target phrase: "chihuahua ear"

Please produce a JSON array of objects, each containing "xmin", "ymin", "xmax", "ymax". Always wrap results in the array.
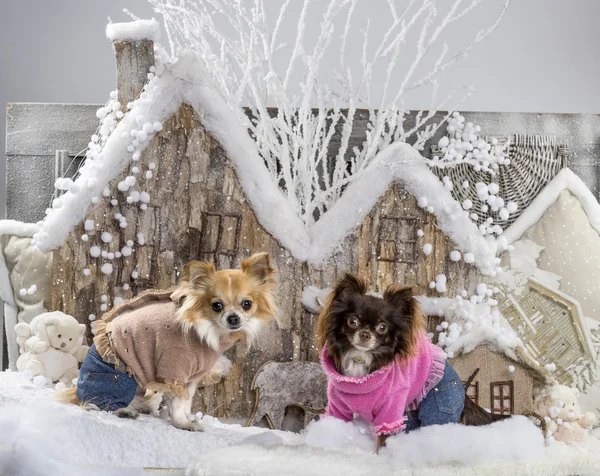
[
  {"xmin": 186, "ymin": 261, "xmax": 216, "ymax": 291},
  {"xmin": 383, "ymin": 285, "xmax": 414, "ymax": 309},
  {"xmin": 334, "ymin": 273, "xmax": 367, "ymax": 298},
  {"xmin": 242, "ymin": 253, "xmax": 277, "ymax": 287}
]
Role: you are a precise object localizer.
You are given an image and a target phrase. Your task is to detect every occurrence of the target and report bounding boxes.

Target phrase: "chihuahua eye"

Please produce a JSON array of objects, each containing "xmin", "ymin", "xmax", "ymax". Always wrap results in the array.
[
  {"xmin": 376, "ymin": 323, "xmax": 388, "ymax": 335},
  {"xmin": 241, "ymin": 299, "xmax": 252, "ymax": 311},
  {"xmin": 212, "ymin": 301, "xmax": 224, "ymax": 312},
  {"xmin": 347, "ymin": 317, "xmax": 359, "ymax": 329},
  {"xmin": 58, "ymin": 334, "xmax": 62, "ymax": 338}
]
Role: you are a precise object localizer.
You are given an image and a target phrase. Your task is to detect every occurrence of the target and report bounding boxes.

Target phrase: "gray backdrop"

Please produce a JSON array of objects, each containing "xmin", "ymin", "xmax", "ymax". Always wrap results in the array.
[{"xmin": 1, "ymin": 0, "xmax": 600, "ymax": 220}]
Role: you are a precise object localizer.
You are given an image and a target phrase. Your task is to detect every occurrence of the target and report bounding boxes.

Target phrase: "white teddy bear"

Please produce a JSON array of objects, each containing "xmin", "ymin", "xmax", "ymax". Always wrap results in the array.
[
  {"xmin": 14, "ymin": 311, "xmax": 89, "ymax": 384},
  {"xmin": 534, "ymin": 384, "xmax": 597, "ymax": 445}
]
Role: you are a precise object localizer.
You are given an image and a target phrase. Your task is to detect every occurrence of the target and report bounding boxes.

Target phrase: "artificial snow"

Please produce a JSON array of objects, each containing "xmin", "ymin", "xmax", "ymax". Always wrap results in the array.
[
  {"xmin": 105, "ymin": 19, "xmax": 160, "ymax": 42},
  {"xmin": 382, "ymin": 416, "xmax": 544, "ymax": 468},
  {"xmin": 33, "ymin": 52, "xmax": 502, "ymax": 274},
  {"xmin": 302, "ymin": 286, "xmax": 332, "ymax": 314},
  {"xmin": 9, "ymin": 367, "xmax": 598, "ymax": 475},
  {"xmin": 504, "ymin": 169, "xmax": 600, "ymax": 245}
]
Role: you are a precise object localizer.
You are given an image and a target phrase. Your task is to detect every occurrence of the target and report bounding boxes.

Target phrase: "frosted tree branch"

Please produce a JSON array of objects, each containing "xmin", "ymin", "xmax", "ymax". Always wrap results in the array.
[{"xmin": 147, "ymin": 0, "xmax": 511, "ymax": 225}]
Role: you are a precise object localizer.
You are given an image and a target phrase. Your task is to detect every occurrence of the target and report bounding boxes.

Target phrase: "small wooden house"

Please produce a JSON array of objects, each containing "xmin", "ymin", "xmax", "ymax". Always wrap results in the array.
[{"xmin": 449, "ymin": 338, "xmax": 549, "ymax": 416}]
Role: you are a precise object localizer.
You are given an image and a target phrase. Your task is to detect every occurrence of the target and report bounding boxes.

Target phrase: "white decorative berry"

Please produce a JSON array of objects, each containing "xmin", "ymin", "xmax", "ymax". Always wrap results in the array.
[{"xmin": 101, "ymin": 263, "xmax": 114, "ymax": 275}]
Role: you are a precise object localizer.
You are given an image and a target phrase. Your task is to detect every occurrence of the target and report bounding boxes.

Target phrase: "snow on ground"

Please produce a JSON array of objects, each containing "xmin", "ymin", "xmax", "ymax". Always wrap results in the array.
[{"xmin": 1, "ymin": 371, "xmax": 600, "ymax": 475}]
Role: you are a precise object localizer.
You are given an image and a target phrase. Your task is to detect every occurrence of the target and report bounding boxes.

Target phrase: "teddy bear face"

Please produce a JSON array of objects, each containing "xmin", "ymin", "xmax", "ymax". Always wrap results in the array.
[
  {"xmin": 548, "ymin": 386, "xmax": 582, "ymax": 421},
  {"xmin": 46, "ymin": 320, "xmax": 84, "ymax": 353}
]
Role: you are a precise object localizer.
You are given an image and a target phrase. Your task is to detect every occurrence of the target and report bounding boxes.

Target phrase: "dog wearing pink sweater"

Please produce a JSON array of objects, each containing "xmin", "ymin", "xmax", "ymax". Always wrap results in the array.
[{"xmin": 317, "ymin": 273, "xmax": 502, "ymax": 447}]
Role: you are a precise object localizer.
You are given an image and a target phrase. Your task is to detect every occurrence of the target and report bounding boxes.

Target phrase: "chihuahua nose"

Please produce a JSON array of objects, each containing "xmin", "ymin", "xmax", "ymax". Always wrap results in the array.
[
  {"xmin": 227, "ymin": 314, "xmax": 241, "ymax": 328},
  {"xmin": 359, "ymin": 330, "xmax": 370, "ymax": 341},
  {"xmin": 60, "ymin": 342, "xmax": 66, "ymax": 348}
]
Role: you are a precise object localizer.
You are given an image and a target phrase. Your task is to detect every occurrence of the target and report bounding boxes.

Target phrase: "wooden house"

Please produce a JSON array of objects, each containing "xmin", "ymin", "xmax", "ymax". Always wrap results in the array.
[{"xmin": 0, "ymin": 23, "xmax": 583, "ymax": 421}]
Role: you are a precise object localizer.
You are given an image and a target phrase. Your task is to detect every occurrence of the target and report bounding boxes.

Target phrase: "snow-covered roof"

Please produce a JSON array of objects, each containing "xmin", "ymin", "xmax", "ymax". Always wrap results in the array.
[
  {"xmin": 503, "ymin": 168, "xmax": 600, "ymax": 245},
  {"xmin": 33, "ymin": 52, "xmax": 499, "ymax": 272},
  {"xmin": 105, "ymin": 19, "xmax": 160, "ymax": 42},
  {"xmin": 445, "ymin": 324, "xmax": 521, "ymax": 361}
]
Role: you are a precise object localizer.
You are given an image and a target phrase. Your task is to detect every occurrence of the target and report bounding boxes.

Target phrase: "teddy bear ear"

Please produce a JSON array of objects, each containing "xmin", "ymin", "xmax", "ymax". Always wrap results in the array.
[{"xmin": 78, "ymin": 324, "xmax": 86, "ymax": 336}]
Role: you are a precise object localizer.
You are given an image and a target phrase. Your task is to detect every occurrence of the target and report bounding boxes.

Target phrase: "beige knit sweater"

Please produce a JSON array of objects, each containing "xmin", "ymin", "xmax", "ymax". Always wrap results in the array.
[{"xmin": 93, "ymin": 290, "xmax": 239, "ymax": 398}]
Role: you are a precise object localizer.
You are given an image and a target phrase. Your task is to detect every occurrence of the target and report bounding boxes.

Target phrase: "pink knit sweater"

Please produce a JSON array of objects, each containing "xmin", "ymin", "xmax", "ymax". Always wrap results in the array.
[{"xmin": 321, "ymin": 335, "xmax": 446, "ymax": 435}]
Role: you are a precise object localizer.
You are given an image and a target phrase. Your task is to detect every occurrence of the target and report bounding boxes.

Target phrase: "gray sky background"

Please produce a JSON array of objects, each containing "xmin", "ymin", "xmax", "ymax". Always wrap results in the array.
[{"xmin": 1, "ymin": 0, "xmax": 600, "ymax": 219}]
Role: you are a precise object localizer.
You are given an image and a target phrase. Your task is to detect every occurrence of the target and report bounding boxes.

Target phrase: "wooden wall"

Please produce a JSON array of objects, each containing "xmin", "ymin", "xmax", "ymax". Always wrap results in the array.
[{"xmin": 52, "ymin": 104, "xmax": 485, "ymax": 418}]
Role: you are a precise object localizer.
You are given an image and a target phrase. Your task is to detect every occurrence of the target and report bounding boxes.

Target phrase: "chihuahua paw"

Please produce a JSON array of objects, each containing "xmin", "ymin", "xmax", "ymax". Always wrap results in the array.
[{"xmin": 174, "ymin": 420, "xmax": 205, "ymax": 432}]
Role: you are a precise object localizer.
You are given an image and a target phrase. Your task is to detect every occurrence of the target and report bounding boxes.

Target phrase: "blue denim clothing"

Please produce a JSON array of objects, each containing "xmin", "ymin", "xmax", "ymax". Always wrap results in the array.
[
  {"xmin": 404, "ymin": 360, "xmax": 464, "ymax": 432},
  {"xmin": 76, "ymin": 344, "xmax": 138, "ymax": 411}
]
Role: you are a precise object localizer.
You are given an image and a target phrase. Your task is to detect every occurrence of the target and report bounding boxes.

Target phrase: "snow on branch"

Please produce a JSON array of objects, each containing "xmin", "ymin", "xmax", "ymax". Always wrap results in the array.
[{"xmin": 149, "ymin": 0, "xmax": 511, "ymax": 226}]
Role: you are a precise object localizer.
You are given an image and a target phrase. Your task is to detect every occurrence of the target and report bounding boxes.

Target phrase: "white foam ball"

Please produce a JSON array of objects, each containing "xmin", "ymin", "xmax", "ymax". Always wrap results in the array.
[
  {"xmin": 81, "ymin": 234, "xmax": 89, "ymax": 242},
  {"xmin": 464, "ymin": 252, "xmax": 475, "ymax": 263},
  {"xmin": 477, "ymin": 283, "xmax": 488, "ymax": 296},
  {"xmin": 121, "ymin": 246, "xmax": 132, "ymax": 257},
  {"xmin": 89, "ymin": 314, "xmax": 96, "ymax": 321},
  {"xmin": 488, "ymin": 183, "xmax": 500, "ymax": 195},
  {"xmin": 499, "ymin": 207, "xmax": 509, "ymax": 221},
  {"xmin": 131, "ymin": 271, "xmax": 139, "ymax": 279},
  {"xmin": 423, "ymin": 243, "xmax": 433, "ymax": 255},
  {"xmin": 33, "ymin": 375, "xmax": 47, "ymax": 388},
  {"xmin": 145, "ymin": 171, "xmax": 153, "ymax": 179},
  {"xmin": 101, "ymin": 232, "xmax": 112, "ymax": 243},
  {"xmin": 426, "ymin": 205, "xmax": 434, "ymax": 214},
  {"xmin": 417, "ymin": 229, "xmax": 424, "ymax": 237},
  {"xmin": 418, "ymin": 196, "xmax": 428, "ymax": 208},
  {"xmin": 55, "ymin": 382, "xmax": 67, "ymax": 391},
  {"xmin": 507, "ymin": 201, "xmax": 518, "ymax": 213},
  {"xmin": 89, "ymin": 246, "xmax": 101, "ymax": 258},
  {"xmin": 450, "ymin": 250, "xmax": 461, "ymax": 261},
  {"xmin": 140, "ymin": 192, "xmax": 150, "ymax": 203},
  {"xmin": 462, "ymin": 199, "xmax": 473, "ymax": 210},
  {"xmin": 101, "ymin": 263, "xmax": 113, "ymax": 275},
  {"xmin": 125, "ymin": 176, "xmax": 136, "ymax": 187},
  {"xmin": 83, "ymin": 268, "xmax": 91, "ymax": 276},
  {"xmin": 153, "ymin": 122, "xmax": 163, "ymax": 132},
  {"xmin": 508, "ymin": 365, "xmax": 515, "ymax": 373},
  {"xmin": 143, "ymin": 123, "xmax": 154, "ymax": 134},
  {"xmin": 19, "ymin": 288, "xmax": 27, "ymax": 297}
]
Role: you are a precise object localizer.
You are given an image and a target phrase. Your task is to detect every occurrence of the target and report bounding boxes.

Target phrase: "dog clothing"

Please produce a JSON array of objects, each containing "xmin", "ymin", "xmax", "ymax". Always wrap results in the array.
[
  {"xmin": 78, "ymin": 290, "xmax": 239, "ymax": 409},
  {"xmin": 321, "ymin": 334, "xmax": 448, "ymax": 435}
]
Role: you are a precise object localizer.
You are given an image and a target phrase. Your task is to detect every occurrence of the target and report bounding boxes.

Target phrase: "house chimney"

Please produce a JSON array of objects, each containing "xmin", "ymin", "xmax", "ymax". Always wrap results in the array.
[{"xmin": 106, "ymin": 20, "xmax": 158, "ymax": 109}]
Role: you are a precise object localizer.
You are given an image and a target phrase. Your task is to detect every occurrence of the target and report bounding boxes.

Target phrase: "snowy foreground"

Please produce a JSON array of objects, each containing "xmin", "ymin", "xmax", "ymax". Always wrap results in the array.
[{"xmin": 1, "ymin": 372, "xmax": 600, "ymax": 476}]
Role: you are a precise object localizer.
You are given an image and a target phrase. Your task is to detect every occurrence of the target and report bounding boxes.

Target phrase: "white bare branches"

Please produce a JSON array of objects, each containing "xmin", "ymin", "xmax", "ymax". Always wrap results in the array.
[{"xmin": 147, "ymin": 0, "xmax": 510, "ymax": 225}]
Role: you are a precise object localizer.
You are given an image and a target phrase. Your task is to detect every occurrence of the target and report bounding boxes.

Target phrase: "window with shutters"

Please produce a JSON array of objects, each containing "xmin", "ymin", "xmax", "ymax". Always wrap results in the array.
[
  {"xmin": 490, "ymin": 381, "xmax": 514, "ymax": 415},
  {"xmin": 377, "ymin": 216, "xmax": 418, "ymax": 264},
  {"xmin": 198, "ymin": 212, "xmax": 242, "ymax": 268}
]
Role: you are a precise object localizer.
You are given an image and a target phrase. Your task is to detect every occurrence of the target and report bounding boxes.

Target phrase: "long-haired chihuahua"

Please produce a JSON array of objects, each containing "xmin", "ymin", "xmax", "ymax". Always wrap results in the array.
[{"xmin": 58, "ymin": 252, "xmax": 278, "ymax": 431}]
